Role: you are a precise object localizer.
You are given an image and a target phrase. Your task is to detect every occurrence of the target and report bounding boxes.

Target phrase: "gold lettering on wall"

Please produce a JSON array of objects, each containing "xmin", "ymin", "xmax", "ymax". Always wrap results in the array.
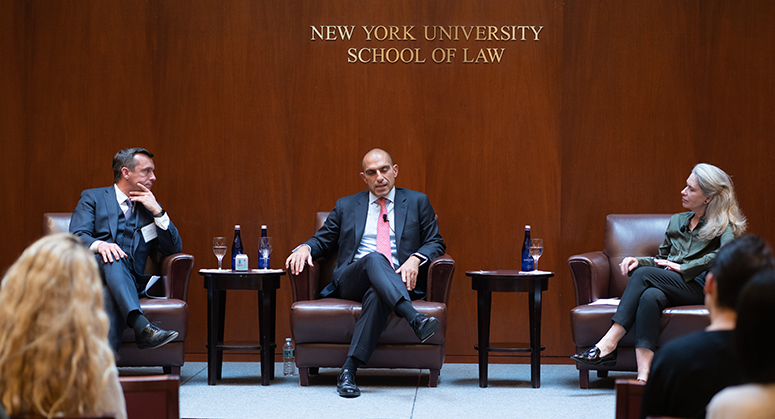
[
  {"xmin": 311, "ymin": 24, "xmax": 544, "ymax": 64},
  {"xmin": 311, "ymin": 26, "xmax": 356, "ymax": 41}
]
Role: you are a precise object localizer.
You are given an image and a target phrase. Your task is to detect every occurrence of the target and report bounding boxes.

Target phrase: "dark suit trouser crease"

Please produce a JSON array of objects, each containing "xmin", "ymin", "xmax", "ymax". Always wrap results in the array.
[
  {"xmin": 611, "ymin": 266, "xmax": 704, "ymax": 351},
  {"xmin": 331, "ymin": 252, "xmax": 414, "ymax": 363},
  {"xmin": 98, "ymin": 255, "xmax": 145, "ymax": 353}
]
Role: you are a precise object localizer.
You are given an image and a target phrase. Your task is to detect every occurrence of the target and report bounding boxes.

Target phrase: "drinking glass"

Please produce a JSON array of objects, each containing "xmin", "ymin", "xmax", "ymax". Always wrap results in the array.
[
  {"xmin": 530, "ymin": 238, "xmax": 544, "ymax": 271},
  {"xmin": 259, "ymin": 237, "xmax": 273, "ymax": 269},
  {"xmin": 213, "ymin": 237, "xmax": 227, "ymax": 270}
]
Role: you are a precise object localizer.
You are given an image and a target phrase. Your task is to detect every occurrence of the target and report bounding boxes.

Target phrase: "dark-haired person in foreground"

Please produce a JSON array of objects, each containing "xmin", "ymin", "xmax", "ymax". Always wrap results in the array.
[
  {"xmin": 286, "ymin": 148, "xmax": 445, "ymax": 398},
  {"xmin": 70, "ymin": 147, "xmax": 182, "ymax": 352},
  {"xmin": 707, "ymin": 270, "xmax": 775, "ymax": 418},
  {"xmin": 639, "ymin": 235, "xmax": 775, "ymax": 419}
]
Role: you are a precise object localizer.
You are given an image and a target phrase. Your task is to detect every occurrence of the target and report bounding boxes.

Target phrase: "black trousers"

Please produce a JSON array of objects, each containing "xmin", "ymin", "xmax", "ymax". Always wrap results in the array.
[
  {"xmin": 330, "ymin": 252, "xmax": 417, "ymax": 364},
  {"xmin": 98, "ymin": 254, "xmax": 145, "ymax": 353},
  {"xmin": 611, "ymin": 266, "xmax": 704, "ymax": 351}
]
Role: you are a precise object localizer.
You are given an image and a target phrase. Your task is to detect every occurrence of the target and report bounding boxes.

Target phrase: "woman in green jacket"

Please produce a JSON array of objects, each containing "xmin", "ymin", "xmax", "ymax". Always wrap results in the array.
[{"xmin": 572, "ymin": 163, "xmax": 747, "ymax": 382}]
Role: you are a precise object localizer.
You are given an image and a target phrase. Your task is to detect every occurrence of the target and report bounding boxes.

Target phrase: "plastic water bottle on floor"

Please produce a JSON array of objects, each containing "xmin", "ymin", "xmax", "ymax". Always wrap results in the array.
[{"xmin": 283, "ymin": 338, "xmax": 296, "ymax": 376}]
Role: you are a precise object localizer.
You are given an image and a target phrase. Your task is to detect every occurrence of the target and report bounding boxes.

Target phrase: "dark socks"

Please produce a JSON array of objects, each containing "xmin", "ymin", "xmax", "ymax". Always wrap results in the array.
[
  {"xmin": 395, "ymin": 298, "xmax": 420, "ymax": 321},
  {"xmin": 342, "ymin": 356, "xmax": 361, "ymax": 373},
  {"xmin": 127, "ymin": 311, "xmax": 150, "ymax": 336}
]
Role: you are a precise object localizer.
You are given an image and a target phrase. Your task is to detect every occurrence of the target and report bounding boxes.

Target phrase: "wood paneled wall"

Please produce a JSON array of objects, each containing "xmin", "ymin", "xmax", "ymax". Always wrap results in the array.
[{"xmin": 2, "ymin": 1, "xmax": 773, "ymax": 364}]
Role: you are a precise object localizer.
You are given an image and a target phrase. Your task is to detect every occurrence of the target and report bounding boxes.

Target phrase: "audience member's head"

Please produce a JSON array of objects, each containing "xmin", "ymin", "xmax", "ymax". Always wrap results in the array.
[
  {"xmin": 734, "ymin": 270, "xmax": 775, "ymax": 384},
  {"xmin": 706, "ymin": 234, "xmax": 775, "ymax": 310},
  {"xmin": 0, "ymin": 233, "xmax": 116, "ymax": 418}
]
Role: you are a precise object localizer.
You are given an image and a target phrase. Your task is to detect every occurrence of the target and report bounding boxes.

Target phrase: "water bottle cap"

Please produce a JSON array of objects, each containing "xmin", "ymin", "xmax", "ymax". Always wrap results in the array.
[
  {"xmin": 525, "ymin": 225, "xmax": 531, "ymax": 230},
  {"xmin": 286, "ymin": 338, "xmax": 291, "ymax": 342},
  {"xmin": 261, "ymin": 225, "xmax": 267, "ymax": 229},
  {"xmin": 235, "ymin": 225, "xmax": 241, "ymax": 230}
]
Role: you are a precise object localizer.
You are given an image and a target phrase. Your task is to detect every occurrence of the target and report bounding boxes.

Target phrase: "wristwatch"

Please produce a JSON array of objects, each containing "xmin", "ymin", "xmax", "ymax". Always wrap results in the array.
[{"xmin": 153, "ymin": 209, "xmax": 166, "ymax": 218}]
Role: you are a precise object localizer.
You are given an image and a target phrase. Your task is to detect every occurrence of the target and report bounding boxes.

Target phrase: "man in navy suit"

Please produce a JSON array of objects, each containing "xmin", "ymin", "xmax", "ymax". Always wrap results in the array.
[
  {"xmin": 70, "ymin": 147, "xmax": 182, "ymax": 353},
  {"xmin": 286, "ymin": 148, "xmax": 446, "ymax": 397}
]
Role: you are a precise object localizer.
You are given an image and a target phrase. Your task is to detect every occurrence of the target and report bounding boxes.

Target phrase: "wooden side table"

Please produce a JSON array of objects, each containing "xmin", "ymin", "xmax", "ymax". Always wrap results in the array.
[
  {"xmin": 467, "ymin": 270, "xmax": 553, "ymax": 388},
  {"xmin": 199, "ymin": 269, "xmax": 285, "ymax": 386}
]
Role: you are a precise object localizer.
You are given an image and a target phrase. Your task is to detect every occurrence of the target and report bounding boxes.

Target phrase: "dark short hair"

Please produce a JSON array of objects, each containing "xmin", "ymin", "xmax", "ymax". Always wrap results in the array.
[
  {"xmin": 112, "ymin": 148, "xmax": 154, "ymax": 183},
  {"xmin": 708, "ymin": 234, "xmax": 775, "ymax": 310},
  {"xmin": 735, "ymin": 270, "xmax": 775, "ymax": 383}
]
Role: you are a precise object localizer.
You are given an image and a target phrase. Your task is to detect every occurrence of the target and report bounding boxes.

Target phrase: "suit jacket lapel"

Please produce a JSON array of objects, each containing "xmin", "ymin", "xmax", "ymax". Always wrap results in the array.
[
  {"xmin": 394, "ymin": 188, "xmax": 407, "ymax": 252},
  {"xmin": 106, "ymin": 187, "xmax": 120, "ymax": 240},
  {"xmin": 131, "ymin": 206, "xmax": 146, "ymax": 255},
  {"xmin": 352, "ymin": 192, "xmax": 369, "ymax": 260},
  {"xmin": 131, "ymin": 205, "xmax": 154, "ymax": 273}
]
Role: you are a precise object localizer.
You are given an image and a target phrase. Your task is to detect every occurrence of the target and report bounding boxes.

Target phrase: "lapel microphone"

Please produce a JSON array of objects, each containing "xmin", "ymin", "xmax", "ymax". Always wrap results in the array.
[{"xmin": 383, "ymin": 214, "xmax": 388, "ymax": 223}]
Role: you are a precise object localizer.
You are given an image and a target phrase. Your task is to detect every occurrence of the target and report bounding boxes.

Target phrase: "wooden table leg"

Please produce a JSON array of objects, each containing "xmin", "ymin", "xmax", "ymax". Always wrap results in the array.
[
  {"xmin": 529, "ymin": 278, "xmax": 543, "ymax": 388},
  {"xmin": 216, "ymin": 290, "xmax": 226, "ymax": 380},
  {"xmin": 206, "ymin": 283, "xmax": 218, "ymax": 385},
  {"xmin": 258, "ymin": 289, "xmax": 272, "ymax": 386},
  {"xmin": 477, "ymin": 289, "xmax": 492, "ymax": 388},
  {"xmin": 268, "ymin": 288, "xmax": 277, "ymax": 380}
]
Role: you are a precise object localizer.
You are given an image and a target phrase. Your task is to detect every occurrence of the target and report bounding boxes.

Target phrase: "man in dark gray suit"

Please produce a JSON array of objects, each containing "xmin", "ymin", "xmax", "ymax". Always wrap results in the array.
[
  {"xmin": 286, "ymin": 148, "xmax": 446, "ymax": 397},
  {"xmin": 70, "ymin": 147, "xmax": 182, "ymax": 353}
]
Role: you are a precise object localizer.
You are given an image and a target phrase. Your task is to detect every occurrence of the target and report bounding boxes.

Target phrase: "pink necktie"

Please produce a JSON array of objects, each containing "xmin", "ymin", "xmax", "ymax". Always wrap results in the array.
[{"xmin": 377, "ymin": 198, "xmax": 394, "ymax": 268}]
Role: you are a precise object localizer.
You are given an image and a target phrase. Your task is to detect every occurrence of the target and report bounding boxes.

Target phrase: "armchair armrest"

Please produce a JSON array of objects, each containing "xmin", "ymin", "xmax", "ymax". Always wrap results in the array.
[
  {"xmin": 426, "ymin": 254, "xmax": 455, "ymax": 304},
  {"xmin": 568, "ymin": 251, "xmax": 610, "ymax": 306},
  {"xmin": 289, "ymin": 261, "xmax": 321, "ymax": 302},
  {"xmin": 161, "ymin": 253, "xmax": 194, "ymax": 300}
]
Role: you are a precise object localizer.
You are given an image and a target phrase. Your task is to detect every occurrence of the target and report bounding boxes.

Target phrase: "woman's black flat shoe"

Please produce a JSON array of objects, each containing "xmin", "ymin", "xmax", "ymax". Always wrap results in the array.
[{"xmin": 571, "ymin": 346, "xmax": 618, "ymax": 366}]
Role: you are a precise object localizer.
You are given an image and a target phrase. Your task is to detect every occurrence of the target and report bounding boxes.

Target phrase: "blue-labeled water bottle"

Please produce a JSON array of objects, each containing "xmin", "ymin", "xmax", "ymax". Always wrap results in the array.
[
  {"xmin": 521, "ymin": 225, "xmax": 533, "ymax": 271},
  {"xmin": 231, "ymin": 225, "xmax": 244, "ymax": 270},
  {"xmin": 258, "ymin": 225, "xmax": 270, "ymax": 269}
]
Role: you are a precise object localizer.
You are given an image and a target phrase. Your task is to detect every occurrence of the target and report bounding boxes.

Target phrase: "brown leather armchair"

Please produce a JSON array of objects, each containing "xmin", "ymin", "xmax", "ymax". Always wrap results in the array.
[
  {"xmin": 568, "ymin": 214, "xmax": 710, "ymax": 388},
  {"xmin": 43, "ymin": 213, "xmax": 193, "ymax": 375},
  {"xmin": 289, "ymin": 212, "xmax": 455, "ymax": 387}
]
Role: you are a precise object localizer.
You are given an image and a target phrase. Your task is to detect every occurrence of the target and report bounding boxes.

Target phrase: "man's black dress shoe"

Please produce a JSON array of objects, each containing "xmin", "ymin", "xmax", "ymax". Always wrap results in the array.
[
  {"xmin": 410, "ymin": 314, "xmax": 440, "ymax": 343},
  {"xmin": 570, "ymin": 346, "xmax": 618, "ymax": 366},
  {"xmin": 337, "ymin": 369, "xmax": 360, "ymax": 398},
  {"xmin": 135, "ymin": 323, "xmax": 179, "ymax": 350}
]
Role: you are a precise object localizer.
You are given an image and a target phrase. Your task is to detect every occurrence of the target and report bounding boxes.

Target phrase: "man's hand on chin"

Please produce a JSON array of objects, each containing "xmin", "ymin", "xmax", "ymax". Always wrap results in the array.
[
  {"xmin": 130, "ymin": 183, "xmax": 162, "ymax": 215},
  {"xmin": 396, "ymin": 255, "xmax": 421, "ymax": 291}
]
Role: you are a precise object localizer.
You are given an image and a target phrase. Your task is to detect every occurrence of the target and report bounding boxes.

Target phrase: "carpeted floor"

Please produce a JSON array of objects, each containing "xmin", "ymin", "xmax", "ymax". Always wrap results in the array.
[{"xmin": 119, "ymin": 361, "xmax": 634, "ymax": 419}]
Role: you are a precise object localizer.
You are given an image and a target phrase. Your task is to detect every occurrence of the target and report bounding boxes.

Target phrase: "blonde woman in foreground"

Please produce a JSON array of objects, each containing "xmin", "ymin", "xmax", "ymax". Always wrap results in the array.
[{"xmin": 0, "ymin": 233, "xmax": 127, "ymax": 419}]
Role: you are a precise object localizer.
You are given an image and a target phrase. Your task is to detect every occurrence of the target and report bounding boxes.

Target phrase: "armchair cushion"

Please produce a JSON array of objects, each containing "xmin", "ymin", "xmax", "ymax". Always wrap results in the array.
[{"xmin": 292, "ymin": 299, "xmax": 446, "ymax": 345}]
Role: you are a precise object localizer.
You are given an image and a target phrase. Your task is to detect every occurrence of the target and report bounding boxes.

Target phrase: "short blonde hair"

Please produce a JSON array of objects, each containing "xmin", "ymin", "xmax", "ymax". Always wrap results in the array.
[
  {"xmin": 693, "ymin": 163, "xmax": 747, "ymax": 240},
  {"xmin": 0, "ymin": 233, "xmax": 116, "ymax": 418}
]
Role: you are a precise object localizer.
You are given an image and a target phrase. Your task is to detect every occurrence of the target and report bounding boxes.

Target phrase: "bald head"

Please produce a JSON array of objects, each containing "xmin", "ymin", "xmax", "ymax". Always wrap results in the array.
[
  {"xmin": 362, "ymin": 148, "xmax": 393, "ymax": 171},
  {"xmin": 360, "ymin": 148, "xmax": 398, "ymax": 197}
]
